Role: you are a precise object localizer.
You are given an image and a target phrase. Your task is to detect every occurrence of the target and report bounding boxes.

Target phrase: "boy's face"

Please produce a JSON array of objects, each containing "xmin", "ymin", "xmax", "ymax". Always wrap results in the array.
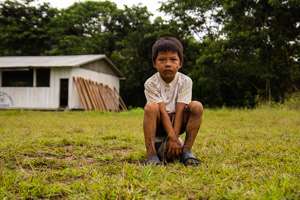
[{"xmin": 153, "ymin": 51, "xmax": 183, "ymax": 84}]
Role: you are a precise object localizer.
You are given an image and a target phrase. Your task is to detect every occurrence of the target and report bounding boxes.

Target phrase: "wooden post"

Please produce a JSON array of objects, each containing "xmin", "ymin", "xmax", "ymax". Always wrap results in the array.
[
  {"xmin": 96, "ymin": 83, "xmax": 109, "ymax": 111},
  {"xmin": 114, "ymin": 87, "xmax": 128, "ymax": 111},
  {"xmin": 94, "ymin": 82, "xmax": 105, "ymax": 110},
  {"xmin": 107, "ymin": 86, "xmax": 120, "ymax": 112},
  {"xmin": 78, "ymin": 77, "xmax": 91, "ymax": 110},
  {"xmin": 73, "ymin": 77, "xmax": 128, "ymax": 112},
  {"xmin": 91, "ymin": 80, "xmax": 104, "ymax": 110},
  {"xmin": 88, "ymin": 80, "xmax": 101, "ymax": 110},
  {"xmin": 105, "ymin": 85, "xmax": 117, "ymax": 111},
  {"xmin": 82, "ymin": 78, "xmax": 97, "ymax": 110},
  {"xmin": 100, "ymin": 84, "xmax": 115, "ymax": 112},
  {"xmin": 73, "ymin": 77, "xmax": 88, "ymax": 111}
]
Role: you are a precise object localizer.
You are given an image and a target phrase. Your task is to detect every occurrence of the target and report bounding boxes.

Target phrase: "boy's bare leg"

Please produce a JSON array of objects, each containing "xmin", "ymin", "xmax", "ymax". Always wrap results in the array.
[
  {"xmin": 183, "ymin": 101, "xmax": 203, "ymax": 163},
  {"xmin": 143, "ymin": 102, "xmax": 160, "ymax": 158}
]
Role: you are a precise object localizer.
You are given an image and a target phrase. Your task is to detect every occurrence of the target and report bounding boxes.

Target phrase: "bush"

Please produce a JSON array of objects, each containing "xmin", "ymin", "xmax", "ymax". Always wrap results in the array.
[
  {"xmin": 256, "ymin": 92, "xmax": 300, "ymax": 110},
  {"xmin": 282, "ymin": 92, "xmax": 300, "ymax": 110}
]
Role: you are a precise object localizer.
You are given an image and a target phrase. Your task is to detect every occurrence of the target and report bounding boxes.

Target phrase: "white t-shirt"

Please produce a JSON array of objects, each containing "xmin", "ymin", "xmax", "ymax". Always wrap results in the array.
[{"xmin": 144, "ymin": 72, "xmax": 192, "ymax": 114}]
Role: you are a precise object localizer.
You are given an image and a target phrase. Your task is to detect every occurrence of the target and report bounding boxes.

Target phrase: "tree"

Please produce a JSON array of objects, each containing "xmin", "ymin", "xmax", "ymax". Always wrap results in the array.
[
  {"xmin": 2, "ymin": 0, "xmax": 298, "ymax": 107},
  {"xmin": 161, "ymin": 0, "xmax": 300, "ymax": 106},
  {"xmin": 0, "ymin": 0, "xmax": 57, "ymax": 55},
  {"xmin": 45, "ymin": 0, "xmax": 121, "ymax": 55}
]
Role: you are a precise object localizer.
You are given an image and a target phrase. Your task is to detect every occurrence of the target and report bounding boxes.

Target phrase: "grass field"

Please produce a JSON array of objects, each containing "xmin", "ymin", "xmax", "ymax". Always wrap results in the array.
[{"xmin": 0, "ymin": 105, "xmax": 299, "ymax": 199}]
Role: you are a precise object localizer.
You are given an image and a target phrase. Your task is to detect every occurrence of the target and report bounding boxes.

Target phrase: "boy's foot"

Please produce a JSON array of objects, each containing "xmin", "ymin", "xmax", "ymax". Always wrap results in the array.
[
  {"xmin": 181, "ymin": 151, "xmax": 201, "ymax": 165},
  {"xmin": 142, "ymin": 155, "xmax": 162, "ymax": 166}
]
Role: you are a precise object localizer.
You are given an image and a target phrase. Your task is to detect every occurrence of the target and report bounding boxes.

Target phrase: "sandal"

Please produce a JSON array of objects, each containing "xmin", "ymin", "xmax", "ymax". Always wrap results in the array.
[
  {"xmin": 181, "ymin": 151, "xmax": 201, "ymax": 165},
  {"xmin": 142, "ymin": 155, "xmax": 162, "ymax": 166}
]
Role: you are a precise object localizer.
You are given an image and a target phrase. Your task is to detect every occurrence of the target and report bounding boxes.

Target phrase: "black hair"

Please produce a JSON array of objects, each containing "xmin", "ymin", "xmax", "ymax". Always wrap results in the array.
[{"xmin": 152, "ymin": 36, "xmax": 183, "ymax": 62}]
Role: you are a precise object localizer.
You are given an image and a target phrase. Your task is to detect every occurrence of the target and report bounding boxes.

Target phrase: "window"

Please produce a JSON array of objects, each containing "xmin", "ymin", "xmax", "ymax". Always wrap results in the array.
[
  {"xmin": 2, "ymin": 69, "xmax": 33, "ymax": 87},
  {"xmin": 1, "ymin": 68, "xmax": 51, "ymax": 87},
  {"xmin": 36, "ymin": 68, "xmax": 50, "ymax": 87}
]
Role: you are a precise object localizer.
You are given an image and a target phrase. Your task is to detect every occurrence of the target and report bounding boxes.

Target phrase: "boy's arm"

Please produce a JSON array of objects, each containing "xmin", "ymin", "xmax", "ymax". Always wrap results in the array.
[
  {"xmin": 158, "ymin": 102, "xmax": 182, "ymax": 157},
  {"xmin": 173, "ymin": 102, "xmax": 186, "ymax": 137},
  {"xmin": 158, "ymin": 102, "xmax": 177, "ymax": 140},
  {"xmin": 175, "ymin": 76, "xmax": 192, "ymax": 136}
]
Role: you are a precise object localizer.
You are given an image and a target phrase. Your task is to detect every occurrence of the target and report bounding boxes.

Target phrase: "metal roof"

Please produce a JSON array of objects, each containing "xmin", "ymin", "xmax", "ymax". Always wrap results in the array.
[{"xmin": 0, "ymin": 55, "xmax": 125, "ymax": 79}]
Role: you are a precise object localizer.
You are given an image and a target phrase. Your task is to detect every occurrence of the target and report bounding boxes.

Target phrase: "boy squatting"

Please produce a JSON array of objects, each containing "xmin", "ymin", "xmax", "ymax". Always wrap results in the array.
[{"xmin": 143, "ymin": 36, "xmax": 203, "ymax": 165}]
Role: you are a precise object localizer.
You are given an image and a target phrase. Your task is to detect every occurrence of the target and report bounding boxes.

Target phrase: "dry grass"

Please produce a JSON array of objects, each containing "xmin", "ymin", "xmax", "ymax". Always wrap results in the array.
[{"xmin": 0, "ymin": 106, "xmax": 299, "ymax": 199}]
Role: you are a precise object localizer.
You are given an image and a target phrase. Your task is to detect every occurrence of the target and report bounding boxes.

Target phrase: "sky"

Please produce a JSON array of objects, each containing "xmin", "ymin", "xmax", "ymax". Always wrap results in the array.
[{"xmin": 26, "ymin": 0, "xmax": 168, "ymax": 19}]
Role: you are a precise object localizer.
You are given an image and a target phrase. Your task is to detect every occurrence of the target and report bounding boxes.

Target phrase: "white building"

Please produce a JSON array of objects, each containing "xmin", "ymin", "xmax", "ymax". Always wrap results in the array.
[{"xmin": 0, "ymin": 55, "xmax": 125, "ymax": 110}]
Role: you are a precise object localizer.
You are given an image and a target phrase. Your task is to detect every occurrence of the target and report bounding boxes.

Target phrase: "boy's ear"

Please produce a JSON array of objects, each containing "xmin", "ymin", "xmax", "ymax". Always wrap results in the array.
[
  {"xmin": 152, "ymin": 61, "xmax": 157, "ymax": 69},
  {"xmin": 178, "ymin": 61, "xmax": 183, "ymax": 69}
]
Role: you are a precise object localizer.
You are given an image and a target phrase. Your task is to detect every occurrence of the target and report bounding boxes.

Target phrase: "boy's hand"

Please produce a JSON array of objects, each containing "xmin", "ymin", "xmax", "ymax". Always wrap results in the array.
[{"xmin": 167, "ymin": 138, "xmax": 182, "ymax": 158}]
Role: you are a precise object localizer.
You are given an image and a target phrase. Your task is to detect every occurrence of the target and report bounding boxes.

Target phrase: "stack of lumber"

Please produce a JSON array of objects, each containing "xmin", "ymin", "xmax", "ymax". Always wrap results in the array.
[{"xmin": 73, "ymin": 77, "xmax": 127, "ymax": 112}]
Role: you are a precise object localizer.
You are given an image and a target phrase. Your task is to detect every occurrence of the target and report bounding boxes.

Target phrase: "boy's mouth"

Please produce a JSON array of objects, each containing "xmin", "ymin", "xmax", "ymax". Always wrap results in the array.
[{"xmin": 164, "ymin": 70, "xmax": 173, "ymax": 74}]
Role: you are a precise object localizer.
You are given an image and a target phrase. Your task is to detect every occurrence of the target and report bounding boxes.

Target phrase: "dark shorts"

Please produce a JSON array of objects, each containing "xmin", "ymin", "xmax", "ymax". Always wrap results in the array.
[{"xmin": 155, "ymin": 114, "xmax": 186, "ymax": 138}]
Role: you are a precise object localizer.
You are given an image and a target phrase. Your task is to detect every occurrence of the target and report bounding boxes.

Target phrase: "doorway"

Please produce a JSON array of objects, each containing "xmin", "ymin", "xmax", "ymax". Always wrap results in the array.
[{"xmin": 59, "ymin": 79, "xmax": 69, "ymax": 108}]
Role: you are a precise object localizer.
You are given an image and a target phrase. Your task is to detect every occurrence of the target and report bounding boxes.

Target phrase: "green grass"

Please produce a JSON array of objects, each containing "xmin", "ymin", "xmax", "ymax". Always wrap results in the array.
[{"xmin": 0, "ymin": 106, "xmax": 299, "ymax": 199}]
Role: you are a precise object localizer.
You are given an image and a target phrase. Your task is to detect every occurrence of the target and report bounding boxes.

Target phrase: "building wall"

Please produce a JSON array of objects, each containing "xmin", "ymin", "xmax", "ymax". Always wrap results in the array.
[
  {"xmin": 0, "ymin": 87, "xmax": 51, "ymax": 108},
  {"xmin": 81, "ymin": 60, "xmax": 116, "ymax": 76},
  {"xmin": 51, "ymin": 67, "xmax": 72, "ymax": 108},
  {"xmin": 0, "ymin": 68, "xmax": 72, "ymax": 109},
  {"xmin": 0, "ymin": 66, "xmax": 120, "ymax": 110}
]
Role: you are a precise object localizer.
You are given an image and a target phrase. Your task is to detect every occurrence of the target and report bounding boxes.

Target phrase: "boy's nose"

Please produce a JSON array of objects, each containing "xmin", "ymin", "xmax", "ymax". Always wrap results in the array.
[{"xmin": 165, "ymin": 59, "xmax": 172, "ymax": 67}]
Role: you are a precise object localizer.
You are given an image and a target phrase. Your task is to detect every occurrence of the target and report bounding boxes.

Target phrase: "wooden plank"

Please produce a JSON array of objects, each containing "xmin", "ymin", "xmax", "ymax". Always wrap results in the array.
[
  {"xmin": 106, "ymin": 86, "xmax": 120, "ymax": 112},
  {"xmin": 101, "ymin": 84, "xmax": 113, "ymax": 111},
  {"xmin": 91, "ymin": 80, "xmax": 103, "ymax": 110},
  {"xmin": 101, "ymin": 84, "xmax": 115, "ymax": 112},
  {"xmin": 88, "ymin": 80, "xmax": 100, "ymax": 110},
  {"xmin": 82, "ymin": 78, "xmax": 97, "ymax": 110},
  {"xmin": 94, "ymin": 83, "xmax": 104, "ymax": 110},
  {"xmin": 87, "ymin": 80, "xmax": 97, "ymax": 110},
  {"xmin": 95, "ymin": 82, "xmax": 106, "ymax": 111},
  {"xmin": 73, "ymin": 77, "xmax": 88, "ymax": 110},
  {"xmin": 96, "ymin": 83, "xmax": 109, "ymax": 111},
  {"xmin": 104, "ymin": 86, "xmax": 116, "ymax": 111},
  {"xmin": 90, "ymin": 81, "xmax": 101, "ymax": 110},
  {"xmin": 78, "ymin": 77, "xmax": 91, "ymax": 110},
  {"xmin": 80, "ymin": 77, "xmax": 93, "ymax": 110},
  {"xmin": 109, "ymin": 87, "xmax": 119, "ymax": 108},
  {"xmin": 114, "ymin": 87, "xmax": 128, "ymax": 111},
  {"xmin": 107, "ymin": 86, "xmax": 120, "ymax": 112}
]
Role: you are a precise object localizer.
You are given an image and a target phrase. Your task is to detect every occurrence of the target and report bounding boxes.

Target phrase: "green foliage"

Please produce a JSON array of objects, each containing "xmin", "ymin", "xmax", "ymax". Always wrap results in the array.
[
  {"xmin": 257, "ymin": 92, "xmax": 300, "ymax": 110},
  {"xmin": 0, "ymin": 0, "xmax": 299, "ymax": 107},
  {"xmin": 163, "ymin": 0, "xmax": 300, "ymax": 107},
  {"xmin": 0, "ymin": 0, "xmax": 57, "ymax": 55},
  {"xmin": 45, "ymin": 1, "xmax": 121, "ymax": 55},
  {"xmin": 283, "ymin": 92, "xmax": 300, "ymax": 110},
  {"xmin": 0, "ymin": 107, "xmax": 299, "ymax": 199}
]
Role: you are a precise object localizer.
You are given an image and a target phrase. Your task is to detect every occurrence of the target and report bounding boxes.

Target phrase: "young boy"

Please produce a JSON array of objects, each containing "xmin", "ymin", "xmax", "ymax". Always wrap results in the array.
[{"xmin": 143, "ymin": 36, "xmax": 203, "ymax": 165}]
